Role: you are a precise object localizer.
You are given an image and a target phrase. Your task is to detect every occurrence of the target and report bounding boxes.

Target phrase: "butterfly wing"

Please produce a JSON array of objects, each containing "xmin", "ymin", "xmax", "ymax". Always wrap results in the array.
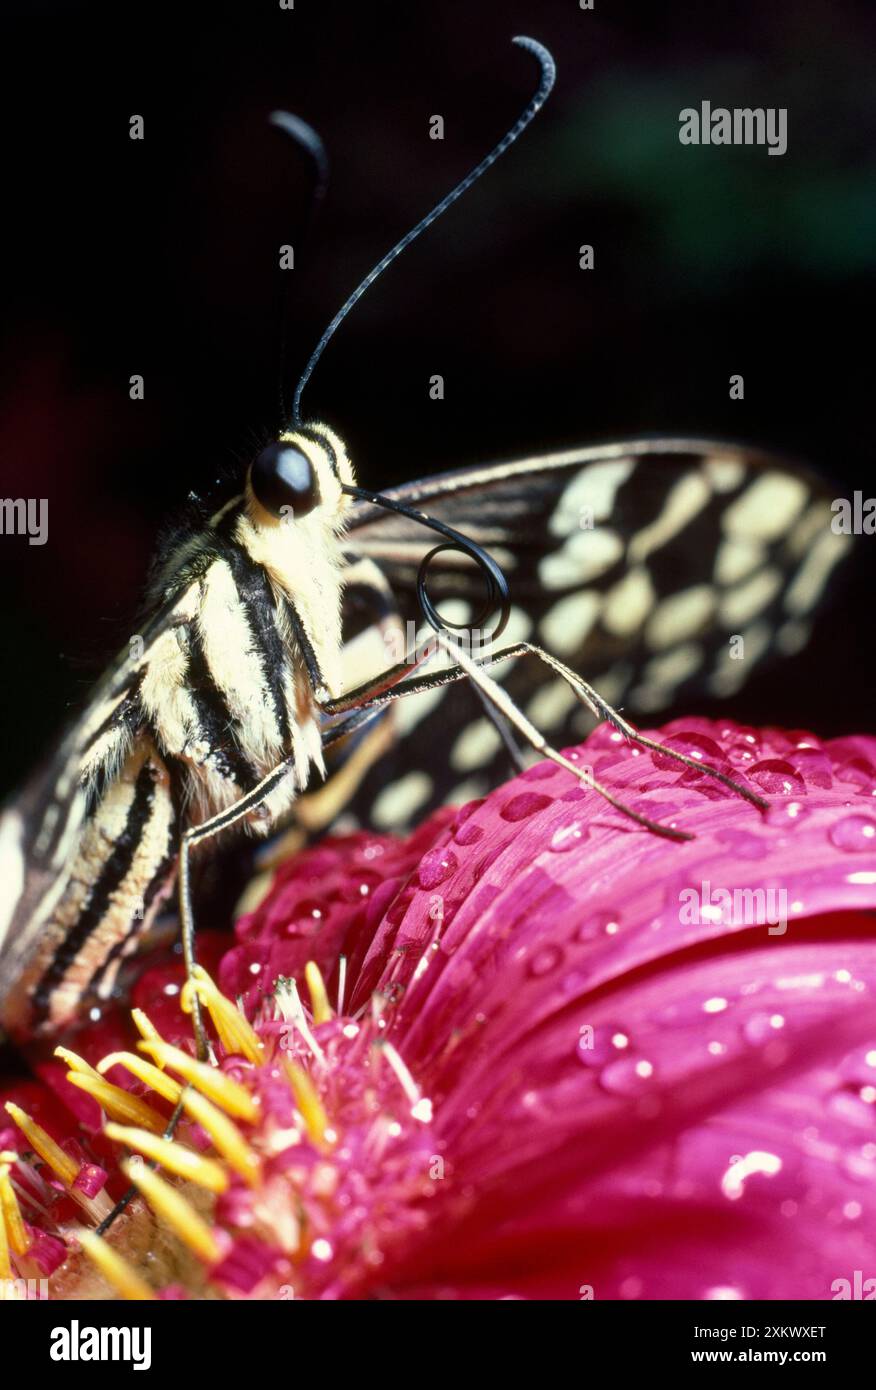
[
  {"xmin": 0, "ymin": 590, "xmax": 189, "ymax": 1007},
  {"xmin": 335, "ymin": 437, "xmax": 852, "ymax": 828}
]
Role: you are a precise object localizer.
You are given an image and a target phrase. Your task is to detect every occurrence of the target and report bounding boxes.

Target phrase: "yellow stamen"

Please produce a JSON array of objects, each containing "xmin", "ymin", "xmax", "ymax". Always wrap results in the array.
[
  {"xmin": 305, "ymin": 960, "xmax": 332, "ymax": 1026},
  {"xmin": 180, "ymin": 965, "xmax": 264, "ymax": 1064},
  {"xmin": 137, "ymin": 1040, "xmax": 258, "ymax": 1121},
  {"xmin": 4, "ymin": 1102, "xmax": 79, "ymax": 1186},
  {"xmin": 283, "ymin": 1058, "xmax": 331, "ymax": 1150},
  {"xmin": 0, "ymin": 1193, "xmax": 10, "ymax": 1280},
  {"xmin": 131, "ymin": 1007, "xmax": 162, "ymax": 1052},
  {"xmin": 65, "ymin": 1073, "xmax": 167, "ymax": 1134},
  {"xmin": 96, "ymin": 1052, "xmax": 183, "ymax": 1104},
  {"xmin": 181, "ymin": 1089, "xmax": 260, "ymax": 1186},
  {"xmin": 122, "ymin": 1159, "xmax": 221, "ymax": 1264},
  {"xmin": 76, "ymin": 1227, "xmax": 155, "ymax": 1300},
  {"xmin": 0, "ymin": 1164, "xmax": 31, "ymax": 1256},
  {"xmin": 54, "ymin": 1046, "xmax": 102, "ymax": 1080},
  {"xmin": 104, "ymin": 1124, "xmax": 229, "ymax": 1193}
]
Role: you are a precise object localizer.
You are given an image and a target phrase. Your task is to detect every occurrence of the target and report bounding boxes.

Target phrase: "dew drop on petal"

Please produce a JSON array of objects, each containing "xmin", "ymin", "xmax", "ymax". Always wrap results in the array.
[
  {"xmin": 576, "ymin": 1023, "xmax": 631, "ymax": 1068},
  {"xmin": 528, "ymin": 945, "xmax": 564, "ymax": 978},
  {"xmin": 748, "ymin": 759, "xmax": 807, "ymax": 796},
  {"xmin": 550, "ymin": 821, "xmax": 586, "ymax": 853},
  {"xmin": 417, "ymin": 847, "xmax": 458, "ymax": 890},
  {"xmin": 829, "ymin": 815, "xmax": 876, "ymax": 853},
  {"xmin": 649, "ymin": 730, "xmax": 725, "ymax": 771},
  {"xmin": 453, "ymin": 822, "xmax": 484, "ymax": 847},
  {"xmin": 500, "ymin": 791, "xmax": 552, "ymax": 823},
  {"xmin": 765, "ymin": 800, "xmax": 808, "ymax": 827},
  {"xmin": 598, "ymin": 1056, "xmax": 656, "ymax": 1095},
  {"xmin": 743, "ymin": 1012, "xmax": 786, "ymax": 1045},
  {"xmin": 572, "ymin": 909, "xmax": 621, "ymax": 943}
]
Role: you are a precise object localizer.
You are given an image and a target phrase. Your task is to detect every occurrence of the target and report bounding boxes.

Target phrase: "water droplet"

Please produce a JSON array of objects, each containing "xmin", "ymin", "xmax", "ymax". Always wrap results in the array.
[
  {"xmin": 599, "ymin": 1056, "xmax": 656, "ymax": 1095},
  {"xmin": 417, "ymin": 846, "xmax": 458, "ymax": 889},
  {"xmin": 650, "ymin": 730, "xmax": 726, "ymax": 771},
  {"xmin": 834, "ymin": 758, "xmax": 876, "ymax": 794},
  {"xmin": 528, "ymin": 945, "xmax": 564, "ymax": 977},
  {"xmin": 748, "ymin": 759, "xmax": 807, "ymax": 796},
  {"xmin": 550, "ymin": 820, "xmax": 585, "ymax": 852},
  {"xmin": 500, "ymin": 791, "xmax": 552, "ymax": 822},
  {"xmin": 743, "ymin": 1012, "xmax": 786, "ymax": 1045},
  {"xmin": 574, "ymin": 910, "xmax": 621, "ymax": 942},
  {"xmin": 454, "ymin": 822, "xmax": 484, "ymax": 847},
  {"xmin": 765, "ymin": 800, "xmax": 808, "ymax": 827},
  {"xmin": 785, "ymin": 748, "xmax": 833, "ymax": 789},
  {"xmin": 576, "ymin": 1023, "xmax": 632, "ymax": 1067},
  {"xmin": 829, "ymin": 815, "xmax": 876, "ymax": 853}
]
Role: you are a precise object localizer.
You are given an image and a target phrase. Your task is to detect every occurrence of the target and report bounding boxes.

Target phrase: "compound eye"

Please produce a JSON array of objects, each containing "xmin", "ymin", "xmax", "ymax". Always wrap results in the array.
[{"xmin": 249, "ymin": 442, "xmax": 320, "ymax": 518}]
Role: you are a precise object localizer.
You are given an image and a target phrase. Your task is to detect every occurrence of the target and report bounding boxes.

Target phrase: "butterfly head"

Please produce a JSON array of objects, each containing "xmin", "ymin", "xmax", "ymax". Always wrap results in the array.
[{"xmin": 247, "ymin": 423, "xmax": 355, "ymax": 530}]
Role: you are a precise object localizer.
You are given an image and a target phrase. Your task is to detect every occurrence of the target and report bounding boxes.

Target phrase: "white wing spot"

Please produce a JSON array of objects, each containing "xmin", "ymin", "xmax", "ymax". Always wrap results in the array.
[
  {"xmin": 722, "ymin": 473, "xmax": 808, "ymax": 541},
  {"xmin": 450, "ymin": 717, "xmax": 505, "ymax": 774},
  {"xmin": 371, "ymin": 772, "xmax": 434, "ymax": 830},
  {"xmin": 784, "ymin": 530, "xmax": 853, "ymax": 616},
  {"xmin": 704, "ymin": 454, "xmax": 747, "ymax": 492},
  {"xmin": 549, "ymin": 460, "xmax": 635, "ymax": 537},
  {"xmin": 525, "ymin": 677, "xmax": 580, "ymax": 728},
  {"xmin": 646, "ymin": 584, "xmax": 715, "ymax": 650},
  {"xmin": 633, "ymin": 642, "xmax": 705, "ymax": 709},
  {"xmin": 538, "ymin": 528, "xmax": 623, "ymax": 590},
  {"xmin": 719, "ymin": 568, "xmax": 783, "ymax": 627},
  {"xmin": 540, "ymin": 592, "xmax": 602, "ymax": 656},
  {"xmin": 628, "ymin": 473, "xmax": 710, "ymax": 563},
  {"xmin": 602, "ymin": 568, "xmax": 655, "ymax": 637}
]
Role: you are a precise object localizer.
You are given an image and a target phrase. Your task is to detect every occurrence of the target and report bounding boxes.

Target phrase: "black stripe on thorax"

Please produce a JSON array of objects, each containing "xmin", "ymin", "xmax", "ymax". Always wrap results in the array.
[
  {"xmin": 184, "ymin": 620, "xmax": 261, "ymax": 791},
  {"xmin": 32, "ymin": 759, "xmax": 159, "ymax": 1017},
  {"xmin": 213, "ymin": 507, "xmax": 295, "ymax": 740}
]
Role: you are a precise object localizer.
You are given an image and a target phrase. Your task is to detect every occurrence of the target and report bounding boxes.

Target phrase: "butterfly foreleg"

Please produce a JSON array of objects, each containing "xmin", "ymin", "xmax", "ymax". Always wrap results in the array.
[
  {"xmin": 319, "ymin": 641, "xmax": 689, "ymax": 840},
  {"xmin": 501, "ymin": 643, "xmax": 768, "ymax": 812}
]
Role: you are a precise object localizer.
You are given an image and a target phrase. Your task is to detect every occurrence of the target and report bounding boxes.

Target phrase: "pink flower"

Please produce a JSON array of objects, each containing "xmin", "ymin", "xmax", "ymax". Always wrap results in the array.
[{"xmin": 3, "ymin": 717, "xmax": 876, "ymax": 1300}]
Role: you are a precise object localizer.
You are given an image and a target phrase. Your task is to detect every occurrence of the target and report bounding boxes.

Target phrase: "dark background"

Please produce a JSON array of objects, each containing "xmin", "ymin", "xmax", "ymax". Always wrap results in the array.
[{"xmin": 0, "ymin": 0, "xmax": 874, "ymax": 796}]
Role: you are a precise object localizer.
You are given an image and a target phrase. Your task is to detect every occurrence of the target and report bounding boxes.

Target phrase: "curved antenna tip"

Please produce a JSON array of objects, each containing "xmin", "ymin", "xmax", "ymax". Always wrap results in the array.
[
  {"xmin": 291, "ymin": 35, "xmax": 557, "ymax": 425},
  {"xmin": 269, "ymin": 110, "xmax": 330, "ymax": 191},
  {"xmin": 511, "ymin": 35, "xmax": 557, "ymax": 86}
]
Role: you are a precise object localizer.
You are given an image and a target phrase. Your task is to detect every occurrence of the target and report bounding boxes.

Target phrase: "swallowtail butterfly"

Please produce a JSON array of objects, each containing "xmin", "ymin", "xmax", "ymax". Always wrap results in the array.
[{"xmin": 0, "ymin": 37, "xmax": 852, "ymax": 1057}]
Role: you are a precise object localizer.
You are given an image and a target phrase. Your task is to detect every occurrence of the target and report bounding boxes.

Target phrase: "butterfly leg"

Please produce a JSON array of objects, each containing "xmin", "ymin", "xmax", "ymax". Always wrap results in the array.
[
  {"xmin": 321, "ymin": 642, "xmax": 691, "ymax": 840},
  {"xmin": 498, "ymin": 642, "xmax": 768, "ymax": 812}
]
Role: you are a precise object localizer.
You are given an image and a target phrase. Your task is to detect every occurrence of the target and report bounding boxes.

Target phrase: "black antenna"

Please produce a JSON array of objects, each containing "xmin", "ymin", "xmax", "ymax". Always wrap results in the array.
[
  {"xmin": 269, "ymin": 112, "xmax": 330, "ymax": 427},
  {"xmin": 291, "ymin": 35, "xmax": 556, "ymax": 425},
  {"xmin": 268, "ymin": 111, "xmax": 330, "ymax": 220},
  {"xmin": 341, "ymin": 483, "xmax": 511, "ymax": 641}
]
